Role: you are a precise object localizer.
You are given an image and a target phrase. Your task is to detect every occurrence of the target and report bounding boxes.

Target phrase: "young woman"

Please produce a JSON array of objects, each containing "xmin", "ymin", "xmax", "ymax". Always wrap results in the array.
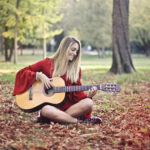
[{"xmin": 13, "ymin": 36, "xmax": 102, "ymax": 124}]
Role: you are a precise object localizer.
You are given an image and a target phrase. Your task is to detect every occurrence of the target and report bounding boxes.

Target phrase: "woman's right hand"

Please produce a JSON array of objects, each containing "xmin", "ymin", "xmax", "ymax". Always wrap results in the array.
[{"xmin": 38, "ymin": 72, "xmax": 54, "ymax": 89}]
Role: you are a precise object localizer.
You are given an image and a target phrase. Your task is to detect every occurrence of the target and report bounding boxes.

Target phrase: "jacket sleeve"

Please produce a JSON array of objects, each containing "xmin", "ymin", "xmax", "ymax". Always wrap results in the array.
[
  {"xmin": 13, "ymin": 58, "xmax": 47, "ymax": 96},
  {"xmin": 72, "ymin": 68, "xmax": 87, "ymax": 102}
]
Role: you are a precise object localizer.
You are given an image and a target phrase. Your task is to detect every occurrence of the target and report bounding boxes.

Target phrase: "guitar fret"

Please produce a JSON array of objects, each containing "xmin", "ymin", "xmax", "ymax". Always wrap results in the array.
[
  {"xmin": 53, "ymin": 84, "xmax": 120, "ymax": 93},
  {"xmin": 63, "ymin": 87, "xmax": 66, "ymax": 92},
  {"xmin": 67, "ymin": 86, "xmax": 70, "ymax": 92},
  {"xmin": 74, "ymin": 86, "xmax": 76, "ymax": 92},
  {"xmin": 65, "ymin": 87, "xmax": 67, "ymax": 92}
]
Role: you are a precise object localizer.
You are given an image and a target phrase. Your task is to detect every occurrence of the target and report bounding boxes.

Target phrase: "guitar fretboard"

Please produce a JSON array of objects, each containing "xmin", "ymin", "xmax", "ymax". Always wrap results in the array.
[{"xmin": 53, "ymin": 85, "xmax": 101, "ymax": 93}]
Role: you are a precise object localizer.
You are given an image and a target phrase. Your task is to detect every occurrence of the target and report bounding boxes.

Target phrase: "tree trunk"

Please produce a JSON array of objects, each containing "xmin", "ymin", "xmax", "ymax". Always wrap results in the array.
[
  {"xmin": 145, "ymin": 43, "xmax": 150, "ymax": 57},
  {"xmin": 4, "ymin": 26, "xmax": 14, "ymax": 61},
  {"xmin": 4, "ymin": 38, "xmax": 14, "ymax": 61},
  {"xmin": 4, "ymin": 38, "xmax": 9, "ymax": 61},
  {"xmin": 43, "ymin": 8, "xmax": 47, "ymax": 59},
  {"xmin": 97, "ymin": 47, "xmax": 105, "ymax": 58},
  {"xmin": 9, "ymin": 39, "xmax": 14, "ymax": 60},
  {"xmin": 138, "ymin": 29, "xmax": 150, "ymax": 57},
  {"xmin": 14, "ymin": 0, "xmax": 21, "ymax": 64},
  {"xmin": 32, "ymin": 47, "xmax": 35, "ymax": 55},
  {"xmin": 43, "ymin": 37, "xmax": 47, "ymax": 59},
  {"xmin": 0, "ymin": 35, "xmax": 4, "ymax": 55},
  {"xmin": 20, "ymin": 47, "xmax": 23, "ymax": 55},
  {"xmin": 14, "ymin": 22, "xmax": 18, "ymax": 64},
  {"xmin": 145, "ymin": 48, "xmax": 150, "ymax": 57},
  {"xmin": 101, "ymin": 46, "xmax": 105, "ymax": 58},
  {"xmin": 109, "ymin": 0, "xmax": 136, "ymax": 74},
  {"xmin": 97, "ymin": 48, "xmax": 101, "ymax": 58}
]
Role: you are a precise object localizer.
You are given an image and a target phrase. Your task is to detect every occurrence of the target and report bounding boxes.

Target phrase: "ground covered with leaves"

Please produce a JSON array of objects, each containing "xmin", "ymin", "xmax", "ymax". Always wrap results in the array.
[{"xmin": 0, "ymin": 80, "xmax": 150, "ymax": 150}]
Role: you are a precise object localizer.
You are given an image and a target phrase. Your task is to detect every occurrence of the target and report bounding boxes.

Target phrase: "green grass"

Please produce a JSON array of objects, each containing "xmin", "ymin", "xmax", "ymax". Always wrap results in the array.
[
  {"xmin": 0, "ymin": 51, "xmax": 150, "ymax": 84},
  {"xmin": 116, "ymin": 72, "xmax": 150, "ymax": 84}
]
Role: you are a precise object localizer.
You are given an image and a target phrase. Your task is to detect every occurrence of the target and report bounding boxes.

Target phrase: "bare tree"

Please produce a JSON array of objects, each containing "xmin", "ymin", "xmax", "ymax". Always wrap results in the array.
[{"xmin": 109, "ymin": 0, "xmax": 136, "ymax": 74}]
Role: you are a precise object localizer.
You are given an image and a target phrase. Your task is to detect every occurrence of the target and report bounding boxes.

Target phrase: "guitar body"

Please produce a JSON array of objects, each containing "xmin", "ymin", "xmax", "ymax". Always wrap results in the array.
[
  {"xmin": 16, "ymin": 77, "xmax": 66, "ymax": 112},
  {"xmin": 16, "ymin": 76, "xmax": 120, "ymax": 112}
]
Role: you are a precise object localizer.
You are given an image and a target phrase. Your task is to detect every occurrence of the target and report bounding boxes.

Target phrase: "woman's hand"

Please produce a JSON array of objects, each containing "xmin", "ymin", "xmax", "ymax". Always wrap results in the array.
[
  {"xmin": 38, "ymin": 72, "xmax": 54, "ymax": 89},
  {"xmin": 87, "ymin": 86, "xmax": 97, "ymax": 98}
]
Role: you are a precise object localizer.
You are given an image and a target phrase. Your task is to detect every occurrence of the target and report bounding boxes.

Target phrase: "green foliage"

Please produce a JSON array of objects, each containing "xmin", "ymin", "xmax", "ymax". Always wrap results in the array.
[
  {"xmin": 0, "ymin": 73, "xmax": 15, "ymax": 83},
  {"xmin": 0, "ymin": 0, "xmax": 64, "ymax": 45},
  {"xmin": 33, "ymin": 0, "xmax": 63, "ymax": 40},
  {"xmin": 130, "ymin": 0, "xmax": 150, "ymax": 35},
  {"xmin": 130, "ymin": 0, "xmax": 150, "ymax": 53},
  {"xmin": 61, "ymin": 0, "xmax": 112, "ymax": 48}
]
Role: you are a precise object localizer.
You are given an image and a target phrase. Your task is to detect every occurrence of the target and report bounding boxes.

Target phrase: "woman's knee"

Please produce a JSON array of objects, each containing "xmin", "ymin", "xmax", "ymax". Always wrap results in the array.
[
  {"xmin": 40, "ymin": 105, "xmax": 57, "ymax": 118},
  {"xmin": 83, "ymin": 98, "xmax": 93, "ymax": 110}
]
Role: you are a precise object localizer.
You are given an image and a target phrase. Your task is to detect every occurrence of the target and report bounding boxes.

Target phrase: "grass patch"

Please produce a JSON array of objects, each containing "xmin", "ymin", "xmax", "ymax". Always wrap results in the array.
[
  {"xmin": 0, "ymin": 52, "xmax": 150, "ymax": 84},
  {"xmin": 0, "ymin": 73, "xmax": 15, "ymax": 83},
  {"xmin": 116, "ymin": 72, "xmax": 150, "ymax": 84}
]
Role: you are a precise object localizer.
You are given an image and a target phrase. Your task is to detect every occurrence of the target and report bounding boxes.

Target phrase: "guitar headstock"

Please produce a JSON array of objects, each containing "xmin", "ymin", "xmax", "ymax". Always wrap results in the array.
[{"xmin": 101, "ymin": 84, "xmax": 120, "ymax": 93}]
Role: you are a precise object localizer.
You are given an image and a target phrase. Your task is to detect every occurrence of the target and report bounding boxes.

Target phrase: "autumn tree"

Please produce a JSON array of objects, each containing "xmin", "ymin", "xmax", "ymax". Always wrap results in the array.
[
  {"xmin": 34, "ymin": 0, "xmax": 63, "ymax": 59},
  {"xmin": 0, "ymin": 0, "xmax": 63, "ymax": 63},
  {"xmin": 109, "ymin": 0, "xmax": 136, "ymax": 74},
  {"xmin": 0, "ymin": 0, "xmax": 15, "ymax": 61},
  {"xmin": 0, "ymin": 0, "xmax": 34, "ymax": 62}
]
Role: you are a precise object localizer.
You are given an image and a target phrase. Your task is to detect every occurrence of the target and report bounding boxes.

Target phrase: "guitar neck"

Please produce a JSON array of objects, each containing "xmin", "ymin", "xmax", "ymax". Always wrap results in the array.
[{"xmin": 54, "ymin": 85, "xmax": 101, "ymax": 93}]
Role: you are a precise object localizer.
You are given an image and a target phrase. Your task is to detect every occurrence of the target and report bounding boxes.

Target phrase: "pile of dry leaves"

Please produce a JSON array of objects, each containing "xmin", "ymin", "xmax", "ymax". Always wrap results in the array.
[{"xmin": 0, "ymin": 81, "xmax": 150, "ymax": 150}]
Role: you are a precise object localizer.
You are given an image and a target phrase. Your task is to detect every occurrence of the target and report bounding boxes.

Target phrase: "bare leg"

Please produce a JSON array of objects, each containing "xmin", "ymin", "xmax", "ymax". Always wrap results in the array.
[
  {"xmin": 65, "ymin": 98, "xmax": 93, "ymax": 118},
  {"xmin": 40, "ymin": 105, "xmax": 77, "ymax": 124},
  {"xmin": 65, "ymin": 98, "xmax": 102, "ymax": 124},
  {"xmin": 40, "ymin": 98, "xmax": 93, "ymax": 124}
]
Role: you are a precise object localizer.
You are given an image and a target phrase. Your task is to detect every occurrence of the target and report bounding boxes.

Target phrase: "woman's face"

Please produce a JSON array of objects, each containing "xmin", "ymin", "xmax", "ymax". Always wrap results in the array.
[{"xmin": 67, "ymin": 42, "xmax": 79, "ymax": 61}]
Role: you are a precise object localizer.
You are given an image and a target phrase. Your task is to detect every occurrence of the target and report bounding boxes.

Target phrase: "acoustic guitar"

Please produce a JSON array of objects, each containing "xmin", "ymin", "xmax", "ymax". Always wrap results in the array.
[{"xmin": 16, "ymin": 77, "xmax": 120, "ymax": 112}]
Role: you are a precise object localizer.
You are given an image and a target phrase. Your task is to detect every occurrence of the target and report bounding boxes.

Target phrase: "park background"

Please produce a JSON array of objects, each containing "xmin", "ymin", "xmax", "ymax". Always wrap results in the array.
[{"xmin": 0, "ymin": 0, "xmax": 150, "ymax": 149}]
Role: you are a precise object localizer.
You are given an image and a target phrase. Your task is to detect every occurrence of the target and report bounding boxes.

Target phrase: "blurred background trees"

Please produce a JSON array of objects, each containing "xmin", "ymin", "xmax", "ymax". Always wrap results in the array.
[
  {"xmin": 0, "ymin": 0, "xmax": 63, "ymax": 63},
  {"xmin": 130, "ymin": 0, "xmax": 150, "ymax": 56},
  {"xmin": 60, "ymin": 0, "xmax": 112, "ymax": 58},
  {"xmin": 0, "ymin": 0, "xmax": 149, "ymax": 72}
]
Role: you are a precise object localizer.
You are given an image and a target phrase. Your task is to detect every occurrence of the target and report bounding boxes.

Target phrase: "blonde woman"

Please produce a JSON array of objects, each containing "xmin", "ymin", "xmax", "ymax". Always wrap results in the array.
[{"xmin": 13, "ymin": 36, "xmax": 102, "ymax": 124}]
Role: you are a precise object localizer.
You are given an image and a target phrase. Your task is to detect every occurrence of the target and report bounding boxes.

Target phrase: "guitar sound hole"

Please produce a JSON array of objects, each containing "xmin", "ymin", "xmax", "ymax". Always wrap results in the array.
[{"xmin": 44, "ymin": 88, "xmax": 54, "ymax": 96}]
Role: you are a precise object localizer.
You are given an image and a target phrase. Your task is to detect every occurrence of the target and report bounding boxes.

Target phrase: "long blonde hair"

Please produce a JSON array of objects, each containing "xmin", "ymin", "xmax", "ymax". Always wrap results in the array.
[{"xmin": 50, "ymin": 36, "xmax": 81, "ymax": 83}]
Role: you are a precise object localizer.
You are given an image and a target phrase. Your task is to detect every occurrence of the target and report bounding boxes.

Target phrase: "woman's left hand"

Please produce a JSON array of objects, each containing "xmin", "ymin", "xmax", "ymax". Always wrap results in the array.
[{"xmin": 87, "ymin": 86, "xmax": 97, "ymax": 98}]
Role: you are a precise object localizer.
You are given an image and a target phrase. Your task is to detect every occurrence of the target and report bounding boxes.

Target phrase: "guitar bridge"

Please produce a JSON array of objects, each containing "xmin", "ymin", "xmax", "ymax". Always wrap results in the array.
[{"xmin": 29, "ymin": 85, "xmax": 33, "ymax": 100}]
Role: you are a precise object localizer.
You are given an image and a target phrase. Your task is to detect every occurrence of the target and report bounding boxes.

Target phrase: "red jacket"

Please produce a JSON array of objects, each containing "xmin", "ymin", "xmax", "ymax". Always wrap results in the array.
[{"xmin": 13, "ymin": 58, "xmax": 91, "ymax": 118}]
